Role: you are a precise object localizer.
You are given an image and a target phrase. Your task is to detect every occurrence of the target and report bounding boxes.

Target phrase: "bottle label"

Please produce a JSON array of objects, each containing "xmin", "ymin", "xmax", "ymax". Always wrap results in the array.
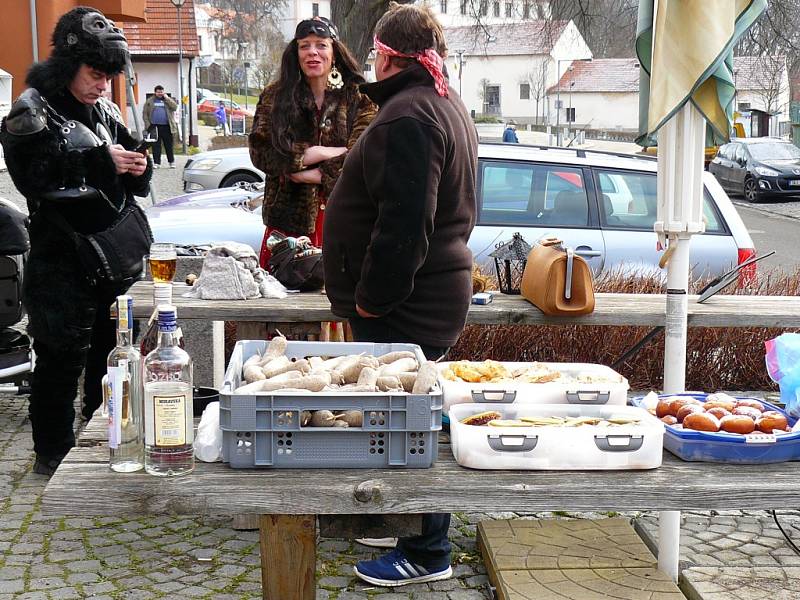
[
  {"xmin": 153, "ymin": 394, "xmax": 187, "ymax": 446},
  {"xmin": 108, "ymin": 366, "xmax": 125, "ymax": 449}
]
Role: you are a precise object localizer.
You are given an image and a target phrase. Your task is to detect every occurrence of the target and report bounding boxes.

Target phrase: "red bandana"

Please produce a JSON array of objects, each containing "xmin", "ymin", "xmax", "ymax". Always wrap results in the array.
[{"xmin": 373, "ymin": 35, "xmax": 448, "ymax": 97}]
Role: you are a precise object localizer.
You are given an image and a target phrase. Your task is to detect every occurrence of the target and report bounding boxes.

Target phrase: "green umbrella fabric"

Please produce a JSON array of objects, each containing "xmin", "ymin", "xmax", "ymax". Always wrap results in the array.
[{"xmin": 636, "ymin": 0, "xmax": 767, "ymax": 147}]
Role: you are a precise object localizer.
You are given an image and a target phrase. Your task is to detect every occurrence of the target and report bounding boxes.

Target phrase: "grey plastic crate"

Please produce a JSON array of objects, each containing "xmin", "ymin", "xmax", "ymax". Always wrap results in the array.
[{"xmin": 220, "ymin": 340, "xmax": 442, "ymax": 468}]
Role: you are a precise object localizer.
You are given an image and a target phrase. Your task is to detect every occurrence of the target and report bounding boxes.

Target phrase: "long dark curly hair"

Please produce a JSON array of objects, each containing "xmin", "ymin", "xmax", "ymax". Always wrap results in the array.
[{"xmin": 270, "ymin": 38, "xmax": 365, "ymax": 157}]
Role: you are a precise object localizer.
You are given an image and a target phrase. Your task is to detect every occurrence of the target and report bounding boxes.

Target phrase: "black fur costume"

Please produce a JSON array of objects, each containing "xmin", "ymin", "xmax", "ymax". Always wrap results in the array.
[{"xmin": 0, "ymin": 7, "xmax": 152, "ymax": 468}]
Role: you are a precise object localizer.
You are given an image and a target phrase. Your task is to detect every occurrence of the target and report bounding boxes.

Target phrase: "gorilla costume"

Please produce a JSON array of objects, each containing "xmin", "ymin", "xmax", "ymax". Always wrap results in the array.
[{"xmin": 0, "ymin": 7, "xmax": 152, "ymax": 475}]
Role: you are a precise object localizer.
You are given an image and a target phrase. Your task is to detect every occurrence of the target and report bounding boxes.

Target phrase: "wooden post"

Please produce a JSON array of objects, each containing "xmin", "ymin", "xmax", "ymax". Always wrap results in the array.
[{"xmin": 259, "ymin": 514, "xmax": 316, "ymax": 600}]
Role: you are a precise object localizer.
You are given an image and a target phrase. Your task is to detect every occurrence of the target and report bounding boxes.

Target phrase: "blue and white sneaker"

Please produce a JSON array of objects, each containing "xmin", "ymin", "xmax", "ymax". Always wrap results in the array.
[{"xmin": 354, "ymin": 549, "xmax": 452, "ymax": 586}]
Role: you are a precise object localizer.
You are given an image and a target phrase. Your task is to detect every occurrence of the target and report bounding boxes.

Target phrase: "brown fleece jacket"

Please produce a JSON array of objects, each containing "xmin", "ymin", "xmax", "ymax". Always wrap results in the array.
[
  {"xmin": 248, "ymin": 80, "xmax": 377, "ymax": 235},
  {"xmin": 323, "ymin": 64, "xmax": 478, "ymax": 347}
]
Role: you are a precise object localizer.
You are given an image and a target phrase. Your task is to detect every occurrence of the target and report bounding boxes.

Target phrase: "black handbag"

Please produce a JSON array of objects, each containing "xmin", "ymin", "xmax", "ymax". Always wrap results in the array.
[
  {"xmin": 45, "ymin": 201, "xmax": 153, "ymax": 284},
  {"xmin": 268, "ymin": 239, "xmax": 324, "ymax": 292}
]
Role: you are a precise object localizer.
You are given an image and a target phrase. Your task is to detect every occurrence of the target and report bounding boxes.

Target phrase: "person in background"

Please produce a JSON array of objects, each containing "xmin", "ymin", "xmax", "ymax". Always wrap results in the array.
[
  {"xmin": 0, "ymin": 7, "xmax": 151, "ymax": 476},
  {"xmin": 142, "ymin": 84, "xmax": 178, "ymax": 168},
  {"xmin": 248, "ymin": 16, "xmax": 376, "ymax": 270},
  {"xmin": 323, "ymin": 2, "xmax": 477, "ymax": 586},
  {"xmin": 214, "ymin": 100, "xmax": 229, "ymax": 135},
  {"xmin": 503, "ymin": 119, "xmax": 519, "ymax": 143}
]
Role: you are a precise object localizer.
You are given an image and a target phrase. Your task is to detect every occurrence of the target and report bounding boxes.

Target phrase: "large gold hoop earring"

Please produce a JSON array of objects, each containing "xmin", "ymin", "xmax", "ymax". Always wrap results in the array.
[{"xmin": 327, "ymin": 65, "xmax": 344, "ymax": 90}]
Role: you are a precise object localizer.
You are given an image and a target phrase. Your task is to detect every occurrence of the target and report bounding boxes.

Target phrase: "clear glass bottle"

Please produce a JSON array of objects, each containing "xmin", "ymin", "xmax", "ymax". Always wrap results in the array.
[
  {"xmin": 139, "ymin": 283, "xmax": 184, "ymax": 357},
  {"xmin": 107, "ymin": 295, "xmax": 144, "ymax": 473},
  {"xmin": 143, "ymin": 304, "xmax": 194, "ymax": 476}
]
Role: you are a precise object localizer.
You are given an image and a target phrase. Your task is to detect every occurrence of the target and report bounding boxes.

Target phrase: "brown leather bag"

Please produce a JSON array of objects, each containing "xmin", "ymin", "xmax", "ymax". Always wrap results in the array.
[{"xmin": 520, "ymin": 237, "xmax": 595, "ymax": 316}]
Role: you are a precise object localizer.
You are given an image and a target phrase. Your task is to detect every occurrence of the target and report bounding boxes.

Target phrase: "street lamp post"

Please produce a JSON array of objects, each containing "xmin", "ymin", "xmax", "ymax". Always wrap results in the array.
[
  {"xmin": 555, "ymin": 57, "xmax": 591, "ymax": 146},
  {"xmin": 238, "ymin": 41, "xmax": 250, "ymax": 110},
  {"xmin": 456, "ymin": 49, "xmax": 465, "ymax": 97},
  {"xmin": 170, "ymin": 0, "xmax": 187, "ymax": 154}
]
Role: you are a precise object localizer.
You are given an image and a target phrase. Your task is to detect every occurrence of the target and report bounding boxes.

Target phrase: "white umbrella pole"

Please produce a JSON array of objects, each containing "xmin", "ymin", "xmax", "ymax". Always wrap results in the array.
[{"xmin": 655, "ymin": 102, "xmax": 706, "ymax": 582}]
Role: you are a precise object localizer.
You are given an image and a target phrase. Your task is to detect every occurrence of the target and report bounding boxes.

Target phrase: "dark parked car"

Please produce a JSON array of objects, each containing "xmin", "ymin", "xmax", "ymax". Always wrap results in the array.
[{"xmin": 709, "ymin": 138, "xmax": 800, "ymax": 202}]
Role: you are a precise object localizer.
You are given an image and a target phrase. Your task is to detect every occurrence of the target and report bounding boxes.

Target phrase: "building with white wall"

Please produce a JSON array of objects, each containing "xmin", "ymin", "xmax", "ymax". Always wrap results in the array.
[
  {"xmin": 420, "ymin": 0, "xmax": 550, "ymax": 26},
  {"xmin": 121, "ymin": 0, "xmax": 200, "ymax": 145},
  {"xmin": 442, "ymin": 19, "xmax": 591, "ymax": 123},
  {"xmin": 0, "ymin": 67, "xmax": 11, "ymax": 169},
  {"xmin": 279, "ymin": 0, "xmax": 331, "ymax": 41},
  {"xmin": 547, "ymin": 58, "xmax": 640, "ymax": 132},
  {"xmin": 732, "ymin": 55, "xmax": 792, "ymax": 138}
]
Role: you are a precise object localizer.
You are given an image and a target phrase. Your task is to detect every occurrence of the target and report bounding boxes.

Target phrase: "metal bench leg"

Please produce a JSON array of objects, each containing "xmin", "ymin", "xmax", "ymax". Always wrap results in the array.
[
  {"xmin": 259, "ymin": 514, "xmax": 316, "ymax": 600},
  {"xmin": 212, "ymin": 321, "xmax": 225, "ymax": 389},
  {"xmin": 657, "ymin": 510, "xmax": 680, "ymax": 582}
]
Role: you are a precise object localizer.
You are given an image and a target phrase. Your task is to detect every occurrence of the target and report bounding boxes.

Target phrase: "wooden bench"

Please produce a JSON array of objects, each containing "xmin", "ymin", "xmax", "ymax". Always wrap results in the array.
[
  {"xmin": 48, "ymin": 284, "xmax": 800, "ymax": 598},
  {"xmin": 44, "ymin": 415, "xmax": 800, "ymax": 600}
]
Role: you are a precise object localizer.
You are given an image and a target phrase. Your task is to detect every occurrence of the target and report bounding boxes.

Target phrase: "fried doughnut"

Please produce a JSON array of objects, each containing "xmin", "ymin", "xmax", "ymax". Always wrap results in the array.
[
  {"xmin": 660, "ymin": 415, "xmax": 678, "ymax": 425},
  {"xmin": 720, "ymin": 415, "xmax": 756, "ymax": 435},
  {"xmin": 756, "ymin": 412, "xmax": 789, "ymax": 433},
  {"xmin": 656, "ymin": 400, "xmax": 673, "ymax": 418},
  {"xmin": 676, "ymin": 404, "xmax": 705, "ymax": 423},
  {"xmin": 668, "ymin": 397, "xmax": 701, "ymax": 416},
  {"xmin": 735, "ymin": 399, "xmax": 765, "ymax": 412},
  {"xmin": 732, "ymin": 406, "xmax": 762, "ymax": 420},
  {"xmin": 683, "ymin": 412, "xmax": 721, "ymax": 432},
  {"xmin": 703, "ymin": 399, "xmax": 737, "ymax": 412},
  {"xmin": 706, "ymin": 407, "xmax": 731, "ymax": 420}
]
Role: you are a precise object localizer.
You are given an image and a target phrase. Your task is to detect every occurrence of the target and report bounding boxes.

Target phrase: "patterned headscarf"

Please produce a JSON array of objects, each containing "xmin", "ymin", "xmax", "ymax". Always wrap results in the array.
[{"xmin": 373, "ymin": 35, "xmax": 448, "ymax": 97}]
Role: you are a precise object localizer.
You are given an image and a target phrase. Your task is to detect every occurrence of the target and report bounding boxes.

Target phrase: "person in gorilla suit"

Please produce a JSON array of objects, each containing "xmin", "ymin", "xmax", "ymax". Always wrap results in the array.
[{"xmin": 0, "ymin": 6, "xmax": 152, "ymax": 475}]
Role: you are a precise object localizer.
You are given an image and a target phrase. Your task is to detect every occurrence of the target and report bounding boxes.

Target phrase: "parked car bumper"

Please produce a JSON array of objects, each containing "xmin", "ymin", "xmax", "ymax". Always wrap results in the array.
[
  {"xmin": 754, "ymin": 175, "xmax": 800, "ymax": 197},
  {"xmin": 183, "ymin": 169, "xmax": 226, "ymax": 192}
]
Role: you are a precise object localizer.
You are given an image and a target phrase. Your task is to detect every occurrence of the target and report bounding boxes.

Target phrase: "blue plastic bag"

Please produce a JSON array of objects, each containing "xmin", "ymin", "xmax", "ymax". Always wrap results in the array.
[{"xmin": 765, "ymin": 333, "xmax": 800, "ymax": 417}]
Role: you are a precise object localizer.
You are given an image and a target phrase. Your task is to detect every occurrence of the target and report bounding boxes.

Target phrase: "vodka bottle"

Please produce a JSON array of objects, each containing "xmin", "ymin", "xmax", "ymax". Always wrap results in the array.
[
  {"xmin": 143, "ymin": 305, "xmax": 194, "ymax": 476},
  {"xmin": 139, "ymin": 283, "xmax": 183, "ymax": 356},
  {"xmin": 107, "ymin": 295, "xmax": 144, "ymax": 473}
]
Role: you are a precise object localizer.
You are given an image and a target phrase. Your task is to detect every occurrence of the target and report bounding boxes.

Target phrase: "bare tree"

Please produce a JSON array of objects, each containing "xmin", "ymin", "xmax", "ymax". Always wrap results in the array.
[
  {"xmin": 520, "ymin": 59, "xmax": 548, "ymax": 124},
  {"xmin": 210, "ymin": 0, "xmax": 286, "ymax": 58},
  {"xmin": 331, "ymin": 0, "xmax": 415, "ymax": 65},
  {"xmin": 747, "ymin": 55, "xmax": 789, "ymax": 118}
]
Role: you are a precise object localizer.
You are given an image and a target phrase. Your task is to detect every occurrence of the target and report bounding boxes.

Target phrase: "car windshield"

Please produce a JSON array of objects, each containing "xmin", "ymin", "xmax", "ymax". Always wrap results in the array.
[{"xmin": 748, "ymin": 142, "xmax": 800, "ymax": 161}]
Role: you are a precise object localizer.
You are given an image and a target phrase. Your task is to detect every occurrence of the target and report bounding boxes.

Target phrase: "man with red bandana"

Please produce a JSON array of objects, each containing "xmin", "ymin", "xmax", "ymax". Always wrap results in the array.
[{"xmin": 323, "ymin": 2, "xmax": 477, "ymax": 586}]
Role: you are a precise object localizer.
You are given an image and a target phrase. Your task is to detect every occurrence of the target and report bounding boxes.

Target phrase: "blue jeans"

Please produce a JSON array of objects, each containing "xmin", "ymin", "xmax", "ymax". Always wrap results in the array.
[{"xmin": 349, "ymin": 317, "xmax": 452, "ymax": 568}]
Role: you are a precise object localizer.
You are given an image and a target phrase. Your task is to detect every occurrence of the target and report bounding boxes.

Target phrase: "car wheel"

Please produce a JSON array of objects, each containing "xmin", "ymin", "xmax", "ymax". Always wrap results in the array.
[
  {"xmin": 743, "ymin": 178, "xmax": 761, "ymax": 203},
  {"xmin": 221, "ymin": 172, "xmax": 261, "ymax": 187}
]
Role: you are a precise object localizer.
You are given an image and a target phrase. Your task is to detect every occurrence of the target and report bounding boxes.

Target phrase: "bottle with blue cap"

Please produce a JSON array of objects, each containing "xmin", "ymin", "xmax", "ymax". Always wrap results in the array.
[{"xmin": 143, "ymin": 304, "xmax": 194, "ymax": 476}]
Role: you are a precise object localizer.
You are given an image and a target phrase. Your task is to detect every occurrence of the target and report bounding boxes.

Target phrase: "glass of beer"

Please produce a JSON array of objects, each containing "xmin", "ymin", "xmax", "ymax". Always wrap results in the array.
[{"xmin": 149, "ymin": 243, "xmax": 177, "ymax": 284}]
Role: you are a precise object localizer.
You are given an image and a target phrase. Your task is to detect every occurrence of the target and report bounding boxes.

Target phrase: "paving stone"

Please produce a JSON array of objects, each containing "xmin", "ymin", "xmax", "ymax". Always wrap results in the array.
[
  {"xmin": 0, "ymin": 580, "xmax": 24, "ymax": 594},
  {"xmin": 48, "ymin": 587, "xmax": 81, "ymax": 599},
  {"xmin": 447, "ymin": 590, "xmax": 492, "ymax": 600},
  {"xmin": 682, "ymin": 566, "xmax": 800, "ymax": 600}
]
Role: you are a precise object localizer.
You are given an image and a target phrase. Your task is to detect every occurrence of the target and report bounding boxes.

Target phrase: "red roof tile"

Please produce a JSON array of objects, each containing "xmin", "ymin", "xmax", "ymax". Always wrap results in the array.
[
  {"xmin": 548, "ymin": 58, "xmax": 640, "ymax": 94},
  {"xmin": 120, "ymin": 0, "xmax": 200, "ymax": 57}
]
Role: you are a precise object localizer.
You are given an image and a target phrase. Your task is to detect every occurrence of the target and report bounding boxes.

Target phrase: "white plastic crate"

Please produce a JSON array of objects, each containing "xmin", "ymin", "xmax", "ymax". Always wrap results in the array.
[
  {"xmin": 449, "ymin": 403, "xmax": 663, "ymax": 470},
  {"xmin": 438, "ymin": 362, "xmax": 629, "ymax": 412}
]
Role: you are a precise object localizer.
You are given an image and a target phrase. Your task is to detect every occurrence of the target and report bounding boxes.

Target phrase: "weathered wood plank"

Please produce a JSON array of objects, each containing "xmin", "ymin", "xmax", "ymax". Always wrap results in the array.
[
  {"xmin": 123, "ymin": 282, "xmax": 800, "ymax": 329},
  {"xmin": 259, "ymin": 514, "xmax": 315, "ymax": 600},
  {"xmin": 43, "ymin": 443, "xmax": 800, "ymax": 516}
]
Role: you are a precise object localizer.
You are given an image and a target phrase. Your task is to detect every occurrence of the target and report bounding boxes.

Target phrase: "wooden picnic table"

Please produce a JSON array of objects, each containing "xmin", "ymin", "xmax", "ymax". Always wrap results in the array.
[
  {"xmin": 43, "ymin": 415, "xmax": 800, "ymax": 600},
  {"xmin": 44, "ymin": 284, "xmax": 800, "ymax": 598},
  {"xmin": 125, "ymin": 282, "xmax": 800, "ymax": 328}
]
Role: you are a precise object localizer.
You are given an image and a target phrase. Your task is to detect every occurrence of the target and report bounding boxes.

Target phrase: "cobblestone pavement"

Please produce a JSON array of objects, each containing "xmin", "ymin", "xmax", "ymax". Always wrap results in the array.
[{"xmin": 730, "ymin": 195, "xmax": 800, "ymax": 221}]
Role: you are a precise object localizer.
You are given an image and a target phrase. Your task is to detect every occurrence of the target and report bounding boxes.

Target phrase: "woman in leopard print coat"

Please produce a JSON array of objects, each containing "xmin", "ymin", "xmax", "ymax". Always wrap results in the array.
[{"xmin": 249, "ymin": 17, "xmax": 376, "ymax": 268}]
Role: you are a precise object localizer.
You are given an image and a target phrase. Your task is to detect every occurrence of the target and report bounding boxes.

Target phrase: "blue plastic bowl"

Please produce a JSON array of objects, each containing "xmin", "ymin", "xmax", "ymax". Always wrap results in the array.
[{"xmin": 631, "ymin": 393, "xmax": 800, "ymax": 464}]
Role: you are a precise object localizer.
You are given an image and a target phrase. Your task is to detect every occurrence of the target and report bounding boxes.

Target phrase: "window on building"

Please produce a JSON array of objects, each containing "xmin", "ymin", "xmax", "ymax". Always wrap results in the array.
[
  {"xmin": 312, "ymin": 2, "xmax": 319, "ymax": 17},
  {"xmin": 198, "ymin": 36, "xmax": 203, "ymax": 51},
  {"xmin": 441, "ymin": 0, "xmax": 448, "ymax": 13},
  {"xmin": 505, "ymin": 2, "xmax": 513, "ymax": 17},
  {"xmin": 523, "ymin": 1, "xmax": 530, "ymax": 18},
  {"xmin": 364, "ymin": 63, "xmax": 371, "ymax": 72},
  {"xmin": 480, "ymin": 1, "xmax": 488, "ymax": 16},
  {"xmin": 520, "ymin": 83, "xmax": 530, "ymax": 99},
  {"xmin": 493, "ymin": 1, "xmax": 500, "ymax": 16},
  {"xmin": 461, "ymin": 1, "xmax": 468, "ymax": 15}
]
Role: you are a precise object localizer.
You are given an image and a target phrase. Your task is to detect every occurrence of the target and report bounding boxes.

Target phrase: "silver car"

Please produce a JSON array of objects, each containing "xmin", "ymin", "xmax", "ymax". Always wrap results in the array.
[
  {"xmin": 161, "ymin": 144, "xmax": 754, "ymax": 281},
  {"xmin": 183, "ymin": 148, "xmax": 264, "ymax": 191}
]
